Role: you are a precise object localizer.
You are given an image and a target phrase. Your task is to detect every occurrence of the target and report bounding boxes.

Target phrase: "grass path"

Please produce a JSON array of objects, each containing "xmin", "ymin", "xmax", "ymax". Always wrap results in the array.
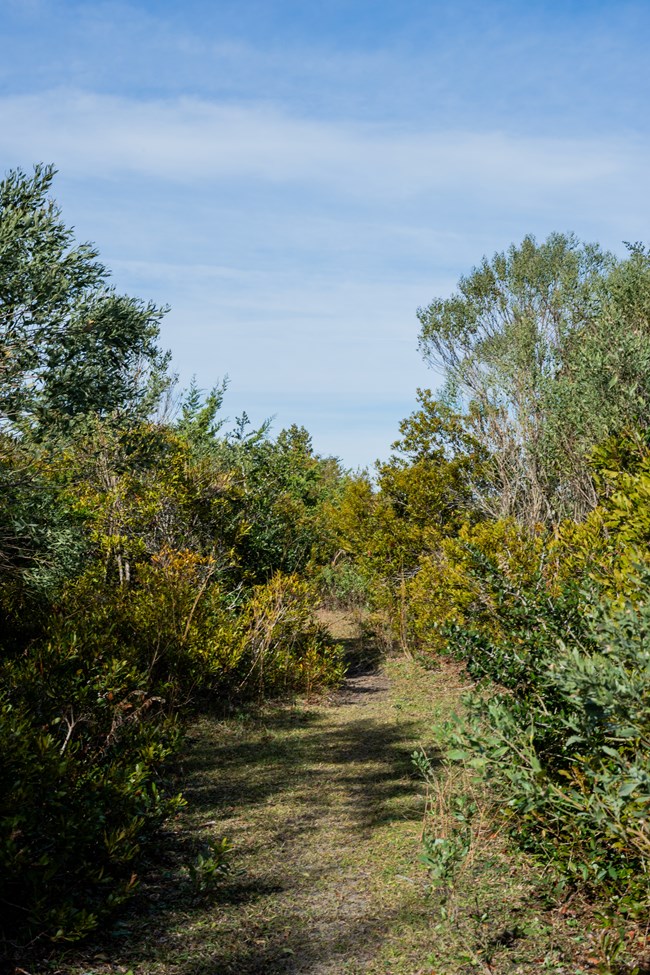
[
  {"xmin": 173, "ymin": 659, "xmax": 438, "ymax": 974},
  {"xmin": 63, "ymin": 617, "xmax": 605, "ymax": 975},
  {"xmin": 142, "ymin": 612, "xmax": 449, "ymax": 975}
]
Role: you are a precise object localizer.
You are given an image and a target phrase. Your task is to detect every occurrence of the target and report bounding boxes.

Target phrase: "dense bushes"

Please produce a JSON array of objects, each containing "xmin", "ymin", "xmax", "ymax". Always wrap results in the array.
[
  {"xmin": 6, "ymin": 166, "xmax": 650, "ymax": 950},
  {"xmin": 0, "ymin": 565, "xmax": 343, "ymax": 949},
  {"xmin": 0, "ymin": 636, "xmax": 182, "ymax": 943},
  {"xmin": 0, "ymin": 430, "xmax": 346, "ymax": 951},
  {"xmin": 0, "ymin": 167, "xmax": 346, "ymax": 953},
  {"xmin": 448, "ymin": 575, "xmax": 650, "ymax": 913},
  {"xmin": 336, "ymin": 235, "xmax": 650, "ymax": 916}
]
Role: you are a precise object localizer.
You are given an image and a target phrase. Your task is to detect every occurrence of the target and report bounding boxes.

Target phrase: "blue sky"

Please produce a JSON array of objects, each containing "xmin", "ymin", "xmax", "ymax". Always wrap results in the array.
[{"xmin": 1, "ymin": 0, "xmax": 649, "ymax": 468}]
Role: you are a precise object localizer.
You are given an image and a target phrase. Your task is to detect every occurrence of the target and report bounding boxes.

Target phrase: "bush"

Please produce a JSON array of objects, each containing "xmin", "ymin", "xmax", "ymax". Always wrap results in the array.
[
  {"xmin": 0, "ymin": 561, "xmax": 344, "ymax": 951},
  {"xmin": 401, "ymin": 518, "xmax": 576, "ymax": 656},
  {"xmin": 317, "ymin": 558, "xmax": 370, "ymax": 611},
  {"xmin": 235, "ymin": 573, "xmax": 346, "ymax": 697},
  {"xmin": 448, "ymin": 574, "xmax": 650, "ymax": 914},
  {"xmin": 0, "ymin": 168, "xmax": 349, "ymax": 957},
  {"xmin": 0, "ymin": 634, "xmax": 182, "ymax": 947}
]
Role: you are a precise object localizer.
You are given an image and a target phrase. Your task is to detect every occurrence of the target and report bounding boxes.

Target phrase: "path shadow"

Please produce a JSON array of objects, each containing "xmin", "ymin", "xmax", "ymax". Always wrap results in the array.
[
  {"xmin": 58, "ymin": 671, "xmax": 442, "ymax": 975},
  {"xmin": 177, "ymin": 894, "xmax": 430, "ymax": 975},
  {"xmin": 180, "ymin": 706, "xmax": 438, "ymax": 835},
  {"xmin": 335, "ymin": 630, "xmax": 383, "ymax": 677}
]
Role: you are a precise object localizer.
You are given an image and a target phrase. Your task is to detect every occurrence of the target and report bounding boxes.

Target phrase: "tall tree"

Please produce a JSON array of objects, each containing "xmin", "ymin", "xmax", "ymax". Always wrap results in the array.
[
  {"xmin": 416, "ymin": 233, "xmax": 650, "ymax": 524},
  {"xmin": 0, "ymin": 164, "xmax": 169, "ymax": 436}
]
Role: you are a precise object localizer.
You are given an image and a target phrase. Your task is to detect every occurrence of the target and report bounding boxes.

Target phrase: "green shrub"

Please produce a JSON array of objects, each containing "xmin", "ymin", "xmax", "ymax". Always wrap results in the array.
[
  {"xmin": 235, "ymin": 573, "xmax": 346, "ymax": 696},
  {"xmin": 0, "ymin": 562, "xmax": 344, "ymax": 951},
  {"xmin": 318, "ymin": 558, "xmax": 370, "ymax": 611},
  {"xmin": 0, "ymin": 168, "xmax": 348, "ymax": 958},
  {"xmin": 448, "ymin": 575, "xmax": 650, "ymax": 914},
  {"xmin": 0, "ymin": 634, "xmax": 182, "ymax": 946}
]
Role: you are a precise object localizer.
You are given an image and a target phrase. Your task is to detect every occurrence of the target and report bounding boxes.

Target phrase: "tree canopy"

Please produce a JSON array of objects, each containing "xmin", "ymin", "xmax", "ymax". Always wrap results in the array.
[
  {"xmin": 417, "ymin": 233, "xmax": 650, "ymax": 524},
  {"xmin": 0, "ymin": 164, "xmax": 169, "ymax": 437}
]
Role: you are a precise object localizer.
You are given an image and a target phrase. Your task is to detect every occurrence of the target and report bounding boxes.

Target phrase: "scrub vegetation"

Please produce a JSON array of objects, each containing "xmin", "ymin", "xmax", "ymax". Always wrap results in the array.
[{"xmin": 2, "ymin": 167, "xmax": 650, "ymax": 974}]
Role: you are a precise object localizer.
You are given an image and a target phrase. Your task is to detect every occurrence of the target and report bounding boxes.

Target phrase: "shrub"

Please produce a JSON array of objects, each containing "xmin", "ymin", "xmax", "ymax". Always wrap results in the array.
[
  {"xmin": 317, "ymin": 558, "xmax": 370, "ymax": 611},
  {"xmin": 0, "ymin": 634, "xmax": 182, "ymax": 946},
  {"xmin": 235, "ymin": 573, "xmax": 346, "ymax": 697},
  {"xmin": 448, "ymin": 575, "xmax": 650, "ymax": 914}
]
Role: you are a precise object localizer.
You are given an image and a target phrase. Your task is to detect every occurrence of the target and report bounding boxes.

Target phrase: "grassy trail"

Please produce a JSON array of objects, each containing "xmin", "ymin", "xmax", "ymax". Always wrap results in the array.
[
  {"xmin": 144, "ymin": 613, "xmax": 447, "ymax": 975},
  {"xmin": 64, "ymin": 617, "xmax": 599, "ymax": 975},
  {"xmin": 173, "ymin": 660, "xmax": 438, "ymax": 974}
]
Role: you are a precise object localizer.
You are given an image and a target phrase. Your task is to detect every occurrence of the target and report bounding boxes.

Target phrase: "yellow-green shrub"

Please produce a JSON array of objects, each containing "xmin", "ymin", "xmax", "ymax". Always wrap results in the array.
[
  {"xmin": 398, "ymin": 519, "xmax": 547, "ymax": 653},
  {"xmin": 235, "ymin": 573, "xmax": 345, "ymax": 696}
]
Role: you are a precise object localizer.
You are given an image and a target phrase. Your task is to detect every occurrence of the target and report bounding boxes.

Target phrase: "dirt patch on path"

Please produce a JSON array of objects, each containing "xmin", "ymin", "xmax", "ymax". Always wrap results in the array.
[{"xmin": 334, "ymin": 671, "xmax": 391, "ymax": 707}]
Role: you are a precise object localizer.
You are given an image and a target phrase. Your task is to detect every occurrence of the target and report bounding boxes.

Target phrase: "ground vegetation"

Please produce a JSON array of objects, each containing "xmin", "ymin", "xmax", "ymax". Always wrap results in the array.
[
  {"xmin": 0, "ymin": 168, "xmax": 345, "ymax": 957},
  {"xmin": 336, "ymin": 234, "xmax": 650, "ymax": 967}
]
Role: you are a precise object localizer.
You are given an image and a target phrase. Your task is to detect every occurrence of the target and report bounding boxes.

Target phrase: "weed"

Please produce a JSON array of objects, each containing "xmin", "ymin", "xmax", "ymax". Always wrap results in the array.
[{"xmin": 187, "ymin": 836, "xmax": 234, "ymax": 894}]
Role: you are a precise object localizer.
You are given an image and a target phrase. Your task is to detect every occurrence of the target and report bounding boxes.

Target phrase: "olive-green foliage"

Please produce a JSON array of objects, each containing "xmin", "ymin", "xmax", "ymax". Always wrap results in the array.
[
  {"xmin": 237, "ymin": 572, "xmax": 345, "ymax": 695},
  {"xmin": 395, "ymin": 446, "xmax": 650, "ymax": 910},
  {"xmin": 449, "ymin": 577, "xmax": 650, "ymax": 915},
  {"xmin": 0, "ymin": 635, "xmax": 183, "ymax": 945},
  {"xmin": 0, "ymin": 414, "xmax": 345, "ymax": 950},
  {"xmin": 0, "ymin": 169, "xmax": 346, "ymax": 954},
  {"xmin": 318, "ymin": 558, "xmax": 370, "ymax": 611},
  {"xmin": 394, "ymin": 445, "xmax": 650, "ymax": 910},
  {"xmin": 374, "ymin": 389, "xmax": 487, "ymax": 552},
  {"xmin": 0, "ymin": 434, "xmax": 88, "ymax": 642},
  {"xmin": 590, "ymin": 431, "xmax": 650, "ymax": 599},
  {"xmin": 364, "ymin": 234, "xmax": 650, "ymax": 915},
  {"xmin": 57, "ymin": 560, "xmax": 343, "ymax": 703},
  {"xmin": 328, "ymin": 392, "xmax": 487, "ymax": 643},
  {"xmin": 418, "ymin": 234, "xmax": 650, "ymax": 525},
  {"xmin": 214, "ymin": 421, "xmax": 344, "ymax": 582},
  {"xmin": 0, "ymin": 438, "xmax": 344, "ymax": 951},
  {"xmin": 402, "ymin": 518, "xmax": 543, "ymax": 652}
]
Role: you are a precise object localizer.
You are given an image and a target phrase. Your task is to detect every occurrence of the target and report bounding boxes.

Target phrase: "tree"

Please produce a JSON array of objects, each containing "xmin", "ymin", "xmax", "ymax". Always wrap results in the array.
[
  {"xmin": 0, "ymin": 164, "xmax": 169, "ymax": 436},
  {"xmin": 417, "ymin": 233, "xmax": 650, "ymax": 525}
]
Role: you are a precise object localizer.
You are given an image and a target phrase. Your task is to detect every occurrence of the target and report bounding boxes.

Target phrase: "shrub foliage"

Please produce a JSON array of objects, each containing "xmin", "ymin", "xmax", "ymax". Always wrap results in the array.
[
  {"xmin": 0, "ymin": 167, "xmax": 345, "ymax": 952},
  {"xmin": 337, "ymin": 235, "xmax": 650, "ymax": 917},
  {"xmin": 5, "ymin": 168, "xmax": 650, "ymax": 950}
]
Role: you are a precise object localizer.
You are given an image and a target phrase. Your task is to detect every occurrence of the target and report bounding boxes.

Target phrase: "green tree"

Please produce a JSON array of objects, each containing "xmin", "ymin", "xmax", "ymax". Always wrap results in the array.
[
  {"xmin": 220, "ymin": 422, "xmax": 343, "ymax": 581},
  {"xmin": 0, "ymin": 164, "xmax": 169, "ymax": 436},
  {"xmin": 417, "ymin": 233, "xmax": 614, "ymax": 524}
]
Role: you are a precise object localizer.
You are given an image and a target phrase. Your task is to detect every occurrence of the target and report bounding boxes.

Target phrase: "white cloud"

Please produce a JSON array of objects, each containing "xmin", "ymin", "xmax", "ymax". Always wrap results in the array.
[{"xmin": 0, "ymin": 89, "xmax": 635, "ymax": 201}]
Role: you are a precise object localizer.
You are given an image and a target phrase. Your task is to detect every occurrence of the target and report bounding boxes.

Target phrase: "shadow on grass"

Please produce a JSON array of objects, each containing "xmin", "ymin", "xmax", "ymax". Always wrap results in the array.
[
  {"xmin": 180, "ymin": 706, "xmax": 435, "ymax": 835},
  {"xmin": 103, "ymin": 859, "xmax": 428, "ymax": 975},
  {"xmin": 335, "ymin": 628, "xmax": 384, "ymax": 677},
  {"xmin": 59, "ymin": 654, "xmax": 442, "ymax": 975},
  {"xmin": 176, "ymin": 896, "xmax": 427, "ymax": 975}
]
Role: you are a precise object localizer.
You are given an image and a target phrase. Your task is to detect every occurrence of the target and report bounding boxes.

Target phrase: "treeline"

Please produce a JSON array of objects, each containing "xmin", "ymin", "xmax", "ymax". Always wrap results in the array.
[
  {"xmin": 332, "ymin": 234, "xmax": 650, "ymax": 917},
  {"xmin": 0, "ymin": 167, "xmax": 346, "ymax": 949}
]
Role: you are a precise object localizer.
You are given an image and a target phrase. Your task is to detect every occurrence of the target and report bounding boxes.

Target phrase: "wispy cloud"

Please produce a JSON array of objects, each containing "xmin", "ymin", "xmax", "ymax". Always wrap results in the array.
[{"xmin": 0, "ymin": 89, "xmax": 636, "ymax": 201}]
